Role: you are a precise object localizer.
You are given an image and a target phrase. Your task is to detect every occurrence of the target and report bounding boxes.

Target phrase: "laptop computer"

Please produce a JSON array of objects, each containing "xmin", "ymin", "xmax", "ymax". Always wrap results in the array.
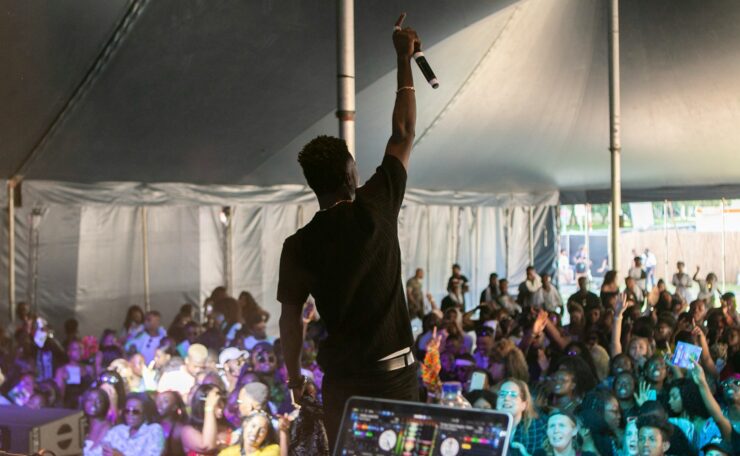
[{"xmin": 334, "ymin": 396, "xmax": 513, "ymax": 456}]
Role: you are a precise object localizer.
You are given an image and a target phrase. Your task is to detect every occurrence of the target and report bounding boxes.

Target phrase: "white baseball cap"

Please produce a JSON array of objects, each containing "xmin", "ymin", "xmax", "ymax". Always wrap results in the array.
[{"xmin": 219, "ymin": 347, "xmax": 248, "ymax": 366}]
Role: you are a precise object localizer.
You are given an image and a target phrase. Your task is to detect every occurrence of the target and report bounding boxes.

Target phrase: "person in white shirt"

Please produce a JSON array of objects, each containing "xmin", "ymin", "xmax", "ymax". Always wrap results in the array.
[
  {"xmin": 671, "ymin": 261, "xmax": 692, "ymax": 303},
  {"xmin": 157, "ymin": 343, "xmax": 208, "ymax": 399},
  {"xmin": 628, "ymin": 257, "xmax": 647, "ymax": 293},
  {"xmin": 517, "ymin": 266, "xmax": 542, "ymax": 308},
  {"xmin": 532, "ymin": 273, "xmax": 563, "ymax": 314},
  {"xmin": 101, "ymin": 392, "xmax": 164, "ymax": 456},
  {"xmin": 496, "ymin": 279, "xmax": 522, "ymax": 315},
  {"xmin": 694, "ymin": 266, "xmax": 721, "ymax": 308},
  {"xmin": 125, "ymin": 311, "xmax": 166, "ymax": 364},
  {"xmin": 644, "ymin": 248, "xmax": 658, "ymax": 290}
]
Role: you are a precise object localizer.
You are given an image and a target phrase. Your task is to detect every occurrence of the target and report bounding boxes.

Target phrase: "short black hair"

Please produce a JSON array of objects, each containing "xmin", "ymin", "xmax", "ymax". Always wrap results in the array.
[
  {"xmin": 636, "ymin": 413, "xmax": 673, "ymax": 441},
  {"xmin": 298, "ymin": 135, "xmax": 354, "ymax": 196}
]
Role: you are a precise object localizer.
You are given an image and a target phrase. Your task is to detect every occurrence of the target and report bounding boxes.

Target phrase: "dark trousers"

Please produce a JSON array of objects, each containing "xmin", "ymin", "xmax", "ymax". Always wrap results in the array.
[{"xmin": 323, "ymin": 363, "xmax": 419, "ymax": 452}]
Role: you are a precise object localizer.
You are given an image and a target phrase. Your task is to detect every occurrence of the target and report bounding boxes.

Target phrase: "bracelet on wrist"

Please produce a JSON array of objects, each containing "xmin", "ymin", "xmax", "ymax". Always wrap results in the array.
[
  {"xmin": 396, "ymin": 86, "xmax": 415, "ymax": 94},
  {"xmin": 204, "ymin": 406, "xmax": 214, "ymax": 413}
]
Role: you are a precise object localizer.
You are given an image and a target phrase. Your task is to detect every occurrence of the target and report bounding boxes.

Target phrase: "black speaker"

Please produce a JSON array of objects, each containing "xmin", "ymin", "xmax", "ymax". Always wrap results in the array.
[{"xmin": 0, "ymin": 406, "xmax": 85, "ymax": 455}]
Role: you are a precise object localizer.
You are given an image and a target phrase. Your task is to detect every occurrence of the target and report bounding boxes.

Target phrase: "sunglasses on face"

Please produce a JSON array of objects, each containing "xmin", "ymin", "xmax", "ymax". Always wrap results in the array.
[
  {"xmin": 256, "ymin": 353, "xmax": 276, "ymax": 363},
  {"xmin": 124, "ymin": 408, "xmax": 143, "ymax": 415}
]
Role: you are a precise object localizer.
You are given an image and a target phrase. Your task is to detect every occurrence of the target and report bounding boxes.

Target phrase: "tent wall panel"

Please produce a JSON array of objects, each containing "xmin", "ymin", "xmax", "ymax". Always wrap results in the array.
[
  {"xmin": 532, "ymin": 205, "xmax": 558, "ymax": 279},
  {"xmin": 0, "ymin": 206, "xmax": 30, "ymax": 321},
  {"xmin": 506, "ymin": 207, "xmax": 532, "ymax": 287},
  {"xmin": 259, "ymin": 205, "xmax": 301, "ymax": 336},
  {"xmin": 75, "ymin": 206, "xmax": 145, "ymax": 334},
  {"xmin": 35, "ymin": 207, "xmax": 81, "ymax": 327},
  {"xmin": 198, "ymin": 207, "xmax": 225, "ymax": 311},
  {"xmin": 398, "ymin": 204, "xmax": 431, "ymax": 310},
  {"xmin": 145, "ymin": 206, "xmax": 202, "ymax": 328},
  {"xmin": 1, "ymin": 195, "xmax": 557, "ymax": 337},
  {"xmin": 231, "ymin": 206, "xmax": 264, "ymax": 309}
]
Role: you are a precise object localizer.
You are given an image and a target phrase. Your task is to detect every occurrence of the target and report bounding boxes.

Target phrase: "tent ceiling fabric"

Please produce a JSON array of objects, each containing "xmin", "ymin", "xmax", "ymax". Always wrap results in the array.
[{"xmin": 2, "ymin": 0, "xmax": 739, "ymax": 196}]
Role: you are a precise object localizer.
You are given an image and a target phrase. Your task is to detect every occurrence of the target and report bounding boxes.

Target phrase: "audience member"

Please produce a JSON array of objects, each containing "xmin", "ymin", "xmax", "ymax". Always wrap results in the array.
[
  {"xmin": 1, "ymin": 255, "xmax": 737, "ymax": 456},
  {"xmin": 100, "ymin": 392, "xmax": 164, "ymax": 456}
]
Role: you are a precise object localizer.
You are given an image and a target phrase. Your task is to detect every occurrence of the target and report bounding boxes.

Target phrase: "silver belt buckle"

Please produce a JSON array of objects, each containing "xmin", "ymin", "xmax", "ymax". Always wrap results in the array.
[{"xmin": 388, "ymin": 351, "xmax": 414, "ymax": 371}]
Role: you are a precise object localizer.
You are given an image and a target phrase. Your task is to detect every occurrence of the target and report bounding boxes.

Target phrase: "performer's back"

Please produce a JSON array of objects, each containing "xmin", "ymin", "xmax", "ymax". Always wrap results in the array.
[
  {"xmin": 278, "ymin": 14, "xmax": 422, "ymax": 449},
  {"xmin": 278, "ymin": 155, "xmax": 413, "ymax": 376}
]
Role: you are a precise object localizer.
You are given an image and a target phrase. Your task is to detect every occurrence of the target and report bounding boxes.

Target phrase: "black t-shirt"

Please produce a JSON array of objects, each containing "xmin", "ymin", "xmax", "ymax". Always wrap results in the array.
[
  {"xmin": 566, "ymin": 290, "xmax": 601, "ymax": 309},
  {"xmin": 277, "ymin": 155, "xmax": 413, "ymax": 376}
]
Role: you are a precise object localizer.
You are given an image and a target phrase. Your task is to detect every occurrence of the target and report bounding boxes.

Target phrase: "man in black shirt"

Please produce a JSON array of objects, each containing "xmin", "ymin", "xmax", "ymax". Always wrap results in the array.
[
  {"xmin": 566, "ymin": 276, "xmax": 601, "ymax": 309},
  {"xmin": 278, "ymin": 14, "xmax": 421, "ymax": 449}
]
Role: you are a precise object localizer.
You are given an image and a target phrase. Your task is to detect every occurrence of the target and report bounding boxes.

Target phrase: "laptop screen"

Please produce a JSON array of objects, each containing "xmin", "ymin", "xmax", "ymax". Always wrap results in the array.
[{"xmin": 335, "ymin": 396, "xmax": 512, "ymax": 456}]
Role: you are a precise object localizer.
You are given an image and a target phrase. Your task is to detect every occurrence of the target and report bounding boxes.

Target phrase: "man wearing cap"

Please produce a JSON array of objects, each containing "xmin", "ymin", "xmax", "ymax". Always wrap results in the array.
[
  {"xmin": 278, "ymin": 14, "xmax": 422, "ymax": 449},
  {"xmin": 219, "ymin": 347, "xmax": 248, "ymax": 392}
]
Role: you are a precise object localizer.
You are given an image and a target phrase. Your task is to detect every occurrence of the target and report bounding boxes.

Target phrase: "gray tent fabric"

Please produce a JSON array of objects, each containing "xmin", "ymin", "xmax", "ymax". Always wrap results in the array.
[
  {"xmin": 2, "ymin": 180, "xmax": 557, "ymax": 208},
  {"xmin": 2, "ymin": 0, "xmax": 739, "ymax": 196},
  {"xmin": 3, "ymin": 0, "xmax": 738, "ymax": 331},
  {"xmin": 531, "ymin": 206, "xmax": 558, "ymax": 280},
  {"xmin": 0, "ymin": 182, "xmax": 554, "ymax": 334},
  {"xmin": 0, "ymin": 203, "xmax": 552, "ymax": 336}
]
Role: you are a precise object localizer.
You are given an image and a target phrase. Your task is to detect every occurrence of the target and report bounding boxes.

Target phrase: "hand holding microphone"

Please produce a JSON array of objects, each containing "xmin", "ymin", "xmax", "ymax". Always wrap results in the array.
[{"xmin": 393, "ymin": 13, "xmax": 439, "ymax": 89}]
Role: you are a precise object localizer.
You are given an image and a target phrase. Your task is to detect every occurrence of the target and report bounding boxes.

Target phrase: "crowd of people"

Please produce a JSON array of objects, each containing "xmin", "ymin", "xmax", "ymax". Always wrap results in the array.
[
  {"xmin": 408, "ymin": 259, "xmax": 738, "ymax": 456},
  {"xmin": 0, "ymin": 290, "xmax": 296, "ymax": 456},
  {"xmin": 0, "ymin": 256, "xmax": 737, "ymax": 456}
]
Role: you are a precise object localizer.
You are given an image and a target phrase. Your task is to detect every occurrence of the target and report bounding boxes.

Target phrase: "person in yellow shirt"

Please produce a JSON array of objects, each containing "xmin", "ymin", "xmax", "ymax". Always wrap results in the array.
[{"xmin": 219, "ymin": 412, "xmax": 279, "ymax": 456}]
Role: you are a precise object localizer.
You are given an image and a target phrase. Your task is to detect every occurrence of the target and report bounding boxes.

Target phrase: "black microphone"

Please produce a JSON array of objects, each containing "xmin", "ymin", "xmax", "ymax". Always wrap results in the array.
[{"xmin": 413, "ymin": 49, "xmax": 439, "ymax": 89}]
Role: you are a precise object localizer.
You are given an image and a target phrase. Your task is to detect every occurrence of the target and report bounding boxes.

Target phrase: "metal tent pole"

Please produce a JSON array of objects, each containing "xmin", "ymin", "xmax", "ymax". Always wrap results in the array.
[
  {"xmin": 608, "ymin": 0, "xmax": 622, "ymax": 276},
  {"xmin": 721, "ymin": 198, "xmax": 727, "ymax": 292},
  {"xmin": 663, "ymin": 200, "xmax": 669, "ymax": 282},
  {"xmin": 585, "ymin": 204, "xmax": 591, "ymax": 279},
  {"xmin": 7, "ymin": 182, "xmax": 16, "ymax": 323},
  {"xmin": 337, "ymin": 0, "xmax": 356, "ymax": 156},
  {"xmin": 225, "ymin": 207, "xmax": 234, "ymax": 296},
  {"xmin": 141, "ymin": 206, "xmax": 150, "ymax": 312},
  {"xmin": 528, "ymin": 207, "xmax": 535, "ymax": 266}
]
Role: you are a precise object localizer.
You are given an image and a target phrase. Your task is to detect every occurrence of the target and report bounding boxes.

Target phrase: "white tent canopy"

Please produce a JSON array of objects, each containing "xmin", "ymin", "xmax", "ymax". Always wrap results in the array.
[
  {"xmin": 2, "ymin": 0, "xmax": 739, "ymax": 333},
  {"xmin": 2, "ymin": 0, "xmax": 739, "ymax": 196}
]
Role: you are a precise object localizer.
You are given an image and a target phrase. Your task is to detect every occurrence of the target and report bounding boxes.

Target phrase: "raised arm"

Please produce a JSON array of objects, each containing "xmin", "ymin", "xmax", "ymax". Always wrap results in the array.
[
  {"xmin": 611, "ymin": 293, "xmax": 627, "ymax": 357},
  {"xmin": 543, "ymin": 318, "xmax": 570, "ymax": 351},
  {"xmin": 689, "ymin": 360, "xmax": 732, "ymax": 439},
  {"xmin": 181, "ymin": 389, "xmax": 220, "ymax": 453},
  {"xmin": 692, "ymin": 327, "xmax": 719, "ymax": 377},
  {"xmin": 385, "ymin": 13, "xmax": 418, "ymax": 170}
]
